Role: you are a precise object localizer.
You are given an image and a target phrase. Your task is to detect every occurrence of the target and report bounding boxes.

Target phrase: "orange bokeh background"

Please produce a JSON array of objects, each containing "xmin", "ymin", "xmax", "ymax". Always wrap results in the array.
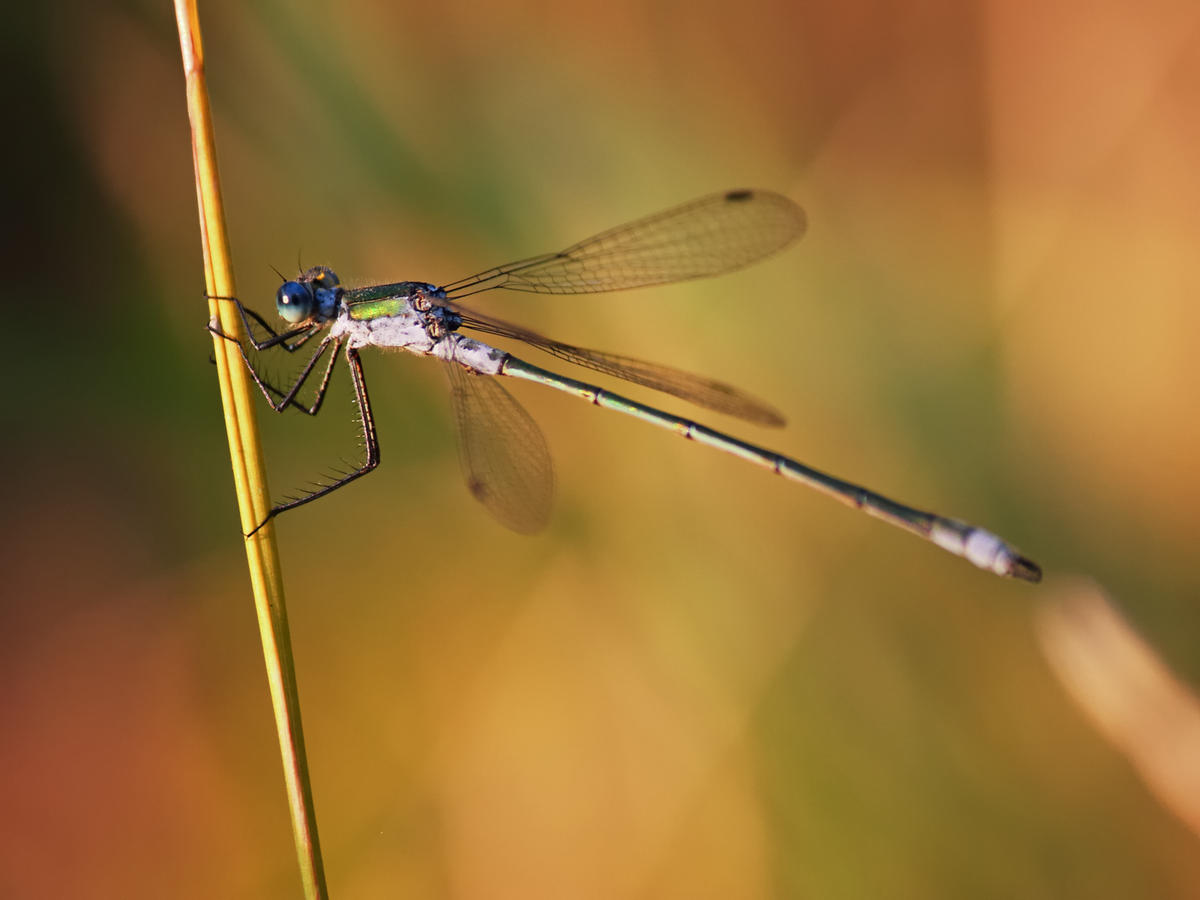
[{"xmin": 3, "ymin": 0, "xmax": 1198, "ymax": 896}]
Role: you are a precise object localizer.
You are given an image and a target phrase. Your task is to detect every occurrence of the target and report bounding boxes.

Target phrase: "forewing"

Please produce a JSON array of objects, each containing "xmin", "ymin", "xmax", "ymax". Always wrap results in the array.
[{"xmin": 440, "ymin": 189, "xmax": 805, "ymax": 298}]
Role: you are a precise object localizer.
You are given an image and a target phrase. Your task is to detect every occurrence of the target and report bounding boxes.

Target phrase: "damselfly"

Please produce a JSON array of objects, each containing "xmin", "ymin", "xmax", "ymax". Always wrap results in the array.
[{"xmin": 210, "ymin": 189, "xmax": 1041, "ymax": 582}]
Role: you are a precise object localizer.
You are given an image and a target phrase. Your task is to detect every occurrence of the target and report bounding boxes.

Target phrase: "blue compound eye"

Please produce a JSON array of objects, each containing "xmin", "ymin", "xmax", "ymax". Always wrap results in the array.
[{"xmin": 276, "ymin": 281, "xmax": 314, "ymax": 324}]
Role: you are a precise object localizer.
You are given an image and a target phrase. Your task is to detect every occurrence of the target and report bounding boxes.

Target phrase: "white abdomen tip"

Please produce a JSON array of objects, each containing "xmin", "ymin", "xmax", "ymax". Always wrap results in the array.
[
  {"xmin": 931, "ymin": 521, "xmax": 1019, "ymax": 577},
  {"xmin": 964, "ymin": 528, "xmax": 1011, "ymax": 575}
]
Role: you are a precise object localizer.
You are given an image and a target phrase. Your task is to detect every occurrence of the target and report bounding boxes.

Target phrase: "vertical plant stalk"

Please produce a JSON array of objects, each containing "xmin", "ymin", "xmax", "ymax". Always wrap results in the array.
[{"xmin": 174, "ymin": 2, "xmax": 328, "ymax": 897}]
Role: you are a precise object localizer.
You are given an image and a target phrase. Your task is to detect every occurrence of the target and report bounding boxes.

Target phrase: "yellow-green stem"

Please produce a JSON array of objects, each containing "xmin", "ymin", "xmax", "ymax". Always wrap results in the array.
[{"xmin": 174, "ymin": 2, "xmax": 328, "ymax": 896}]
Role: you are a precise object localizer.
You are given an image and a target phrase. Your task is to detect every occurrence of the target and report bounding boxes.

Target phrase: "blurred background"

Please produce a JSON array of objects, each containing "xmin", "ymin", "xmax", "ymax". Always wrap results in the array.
[{"xmin": 3, "ymin": 0, "xmax": 1199, "ymax": 896}]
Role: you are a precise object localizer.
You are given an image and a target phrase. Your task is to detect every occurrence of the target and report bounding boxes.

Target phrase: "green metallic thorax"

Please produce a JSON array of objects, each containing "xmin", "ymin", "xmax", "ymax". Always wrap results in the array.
[
  {"xmin": 343, "ymin": 281, "xmax": 430, "ymax": 321},
  {"xmin": 347, "ymin": 298, "xmax": 406, "ymax": 321}
]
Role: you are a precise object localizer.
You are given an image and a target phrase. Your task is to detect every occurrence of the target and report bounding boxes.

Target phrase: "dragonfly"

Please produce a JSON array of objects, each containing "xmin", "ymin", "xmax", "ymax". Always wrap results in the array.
[{"xmin": 210, "ymin": 189, "xmax": 1041, "ymax": 582}]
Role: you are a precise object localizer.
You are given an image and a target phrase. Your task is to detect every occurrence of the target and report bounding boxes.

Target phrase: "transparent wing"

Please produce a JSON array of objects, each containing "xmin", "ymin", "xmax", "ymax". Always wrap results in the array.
[
  {"xmin": 451, "ymin": 305, "xmax": 785, "ymax": 427},
  {"xmin": 439, "ymin": 189, "xmax": 805, "ymax": 298},
  {"xmin": 447, "ymin": 361, "xmax": 555, "ymax": 534}
]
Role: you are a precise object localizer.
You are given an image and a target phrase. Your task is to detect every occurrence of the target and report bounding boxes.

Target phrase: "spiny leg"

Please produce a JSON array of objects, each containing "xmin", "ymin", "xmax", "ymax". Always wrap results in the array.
[
  {"xmin": 244, "ymin": 333, "xmax": 344, "ymax": 416},
  {"xmin": 248, "ymin": 346, "xmax": 380, "ymax": 535},
  {"xmin": 238, "ymin": 305, "xmax": 319, "ymax": 352},
  {"xmin": 207, "ymin": 293, "xmax": 318, "ymax": 351},
  {"xmin": 212, "ymin": 324, "xmax": 338, "ymax": 414},
  {"xmin": 256, "ymin": 334, "xmax": 343, "ymax": 416},
  {"xmin": 206, "ymin": 297, "xmax": 332, "ymax": 414}
]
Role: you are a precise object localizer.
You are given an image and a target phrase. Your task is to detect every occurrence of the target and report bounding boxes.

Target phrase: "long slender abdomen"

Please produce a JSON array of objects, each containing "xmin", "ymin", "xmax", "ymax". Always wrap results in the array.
[{"xmin": 499, "ymin": 353, "xmax": 1040, "ymax": 581}]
